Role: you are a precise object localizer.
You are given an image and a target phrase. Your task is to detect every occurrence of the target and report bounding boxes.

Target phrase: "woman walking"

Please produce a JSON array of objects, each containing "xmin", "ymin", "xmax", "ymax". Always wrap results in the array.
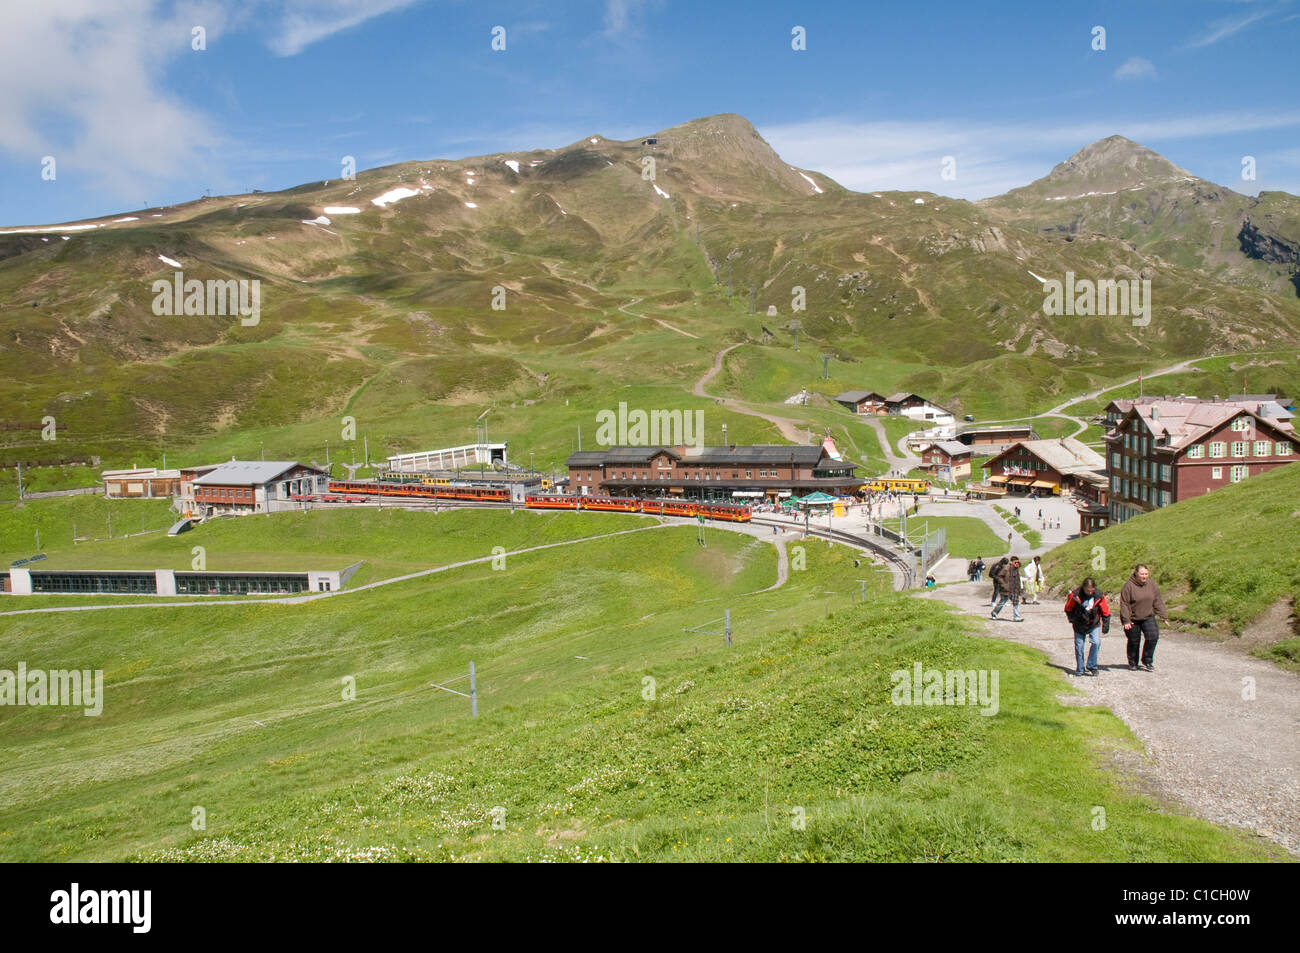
[{"xmin": 1063, "ymin": 577, "xmax": 1111, "ymax": 676}]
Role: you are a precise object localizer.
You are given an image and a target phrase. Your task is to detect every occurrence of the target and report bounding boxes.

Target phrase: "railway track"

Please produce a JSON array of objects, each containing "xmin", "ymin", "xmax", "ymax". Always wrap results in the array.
[
  {"xmin": 749, "ymin": 515, "xmax": 915, "ymax": 590},
  {"xmin": 287, "ymin": 497, "xmax": 915, "ymax": 589}
]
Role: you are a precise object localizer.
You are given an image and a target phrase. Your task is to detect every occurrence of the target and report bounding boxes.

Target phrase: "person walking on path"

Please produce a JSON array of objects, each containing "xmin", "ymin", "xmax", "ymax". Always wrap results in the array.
[
  {"xmin": 991, "ymin": 556, "xmax": 1024, "ymax": 621},
  {"xmin": 1063, "ymin": 577, "xmax": 1110, "ymax": 676},
  {"xmin": 974, "ymin": 556, "xmax": 985, "ymax": 582},
  {"xmin": 1022, "ymin": 555, "xmax": 1045, "ymax": 604},
  {"xmin": 1120, "ymin": 564, "xmax": 1168, "ymax": 671},
  {"xmin": 988, "ymin": 555, "xmax": 1009, "ymax": 605}
]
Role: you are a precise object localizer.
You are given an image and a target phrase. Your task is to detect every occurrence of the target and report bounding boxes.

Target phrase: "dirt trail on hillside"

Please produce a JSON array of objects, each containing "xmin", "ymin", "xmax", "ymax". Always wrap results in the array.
[
  {"xmin": 922, "ymin": 580, "xmax": 1300, "ymax": 856},
  {"xmin": 976, "ymin": 355, "xmax": 1211, "ymax": 439},
  {"xmin": 693, "ymin": 343, "xmax": 808, "ymax": 445},
  {"xmin": 617, "ymin": 297, "xmax": 698, "ymax": 338}
]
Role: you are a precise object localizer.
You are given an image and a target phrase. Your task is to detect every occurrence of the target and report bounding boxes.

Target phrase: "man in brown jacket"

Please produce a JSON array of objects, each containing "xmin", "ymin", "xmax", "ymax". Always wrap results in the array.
[
  {"xmin": 1119, "ymin": 564, "xmax": 1168, "ymax": 671},
  {"xmin": 991, "ymin": 555, "xmax": 1023, "ymax": 622}
]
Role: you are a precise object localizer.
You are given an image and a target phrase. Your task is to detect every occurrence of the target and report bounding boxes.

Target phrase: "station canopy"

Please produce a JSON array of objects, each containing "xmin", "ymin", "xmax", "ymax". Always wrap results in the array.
[{"xmin": 795, "ymin": 491, "xmax": 837, "ymax": 506}]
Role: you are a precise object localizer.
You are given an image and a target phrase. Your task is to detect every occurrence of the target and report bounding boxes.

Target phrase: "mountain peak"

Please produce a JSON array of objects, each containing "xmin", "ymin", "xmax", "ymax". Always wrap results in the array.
[{"xmin": 1041, "ymin": 135, "xmax": 1194, "ymax": 192}]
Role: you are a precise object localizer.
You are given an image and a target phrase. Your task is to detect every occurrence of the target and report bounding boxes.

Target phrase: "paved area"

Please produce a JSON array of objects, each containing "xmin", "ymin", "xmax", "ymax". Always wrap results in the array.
[{"xmin": 922, "ymin": 579, "xmax": 1300, "ymax": 856}]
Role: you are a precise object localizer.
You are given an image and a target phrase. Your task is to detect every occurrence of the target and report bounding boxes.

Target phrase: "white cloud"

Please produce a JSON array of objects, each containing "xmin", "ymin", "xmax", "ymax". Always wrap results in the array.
[
  {"xmin": 1186, "ymin": 9, "xmax": 1270, "ymax": 48},
  {"xmin": 0, "ymin": 0, "xmax": 226, "ymax": 203},
  {"xmin": 267, "ymin": 0, "xmax": 420, "ymax": 57},
  {"xmin": 1114, "ymin": 57, "xmax": 1157, "ymax": 81},
  {"xmin": 759, "ymin": 113, "xmax": 1300, "ymax": 200}
]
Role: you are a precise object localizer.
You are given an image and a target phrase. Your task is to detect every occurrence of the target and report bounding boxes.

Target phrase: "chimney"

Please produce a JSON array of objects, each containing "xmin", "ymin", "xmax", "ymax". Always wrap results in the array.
[{"xmin": 1151, "ymin": 407, "xmax": 1159, "ymax": 420}]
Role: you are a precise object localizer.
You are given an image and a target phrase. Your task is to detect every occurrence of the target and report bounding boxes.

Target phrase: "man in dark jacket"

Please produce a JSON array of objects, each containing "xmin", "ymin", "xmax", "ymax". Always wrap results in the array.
[
  {"xmin": 1119, "ymin": 564, "xmax": 1168, "ymax": 671},
  {"xmin": 991, "ymin": 556, "xmax": 1023, "ymax": 621},
  {"xmin": 1064, "ymin": 578, "xmax": 1111, "ymax": 676},
  {"xmin": 988, "ymin": 556, "xmax": 1009, "ymax": 605}
]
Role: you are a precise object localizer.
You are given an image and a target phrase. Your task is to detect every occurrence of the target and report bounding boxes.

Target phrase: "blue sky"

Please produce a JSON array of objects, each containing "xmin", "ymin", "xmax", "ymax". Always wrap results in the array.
[{"xmin": 2, "ymin": 0, "xmax": 1297, "ymax": 226}]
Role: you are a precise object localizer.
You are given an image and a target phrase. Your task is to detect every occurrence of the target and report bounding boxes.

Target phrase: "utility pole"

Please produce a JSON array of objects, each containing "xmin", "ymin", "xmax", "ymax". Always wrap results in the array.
[
  {"xmin": 821, "ymin": 354, "xmax": 832, "ymax": 379},
  {"xmin": 16, "ymin": 463, "xmax": 22, "ymax": 500}
]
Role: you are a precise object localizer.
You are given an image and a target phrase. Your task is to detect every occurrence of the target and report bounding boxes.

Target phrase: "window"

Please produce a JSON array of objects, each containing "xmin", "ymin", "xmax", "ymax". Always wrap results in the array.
[
  {"xmin": 1110, "ymin": 476, "xmax": 1120, "ymax": 491},
  {"xmin": 1211, "ymin": 467, "xmax": 1222, "ymax": 480},
  {"xmin": 1186, "ymin": 444, "xmax": 1204, "ymax": 459},
  {"xmin": 1230, "ymin": 465, "xmax": 1248, "ymax": 483},
  {"xmin": 746, "ymin": 470, "xmax": 752, "ymax": 479},
  {"xmin": 1277, "ymin": 442, "xmax": 1293, "ymax": 456},
  {"xmin": 1231, "ymin": 416, "xmax": 1251, "ymax": 431},
  {"xmin": 1159, "ymin": 490, "xmax": 1170, "ymax": 507},
  {"xmin": 1254, "ymin": 441, "xmax": 1270, "ymax": 457},
  {"xmin": 1160, "ymin": 464, "xmax": 1171, "ymax": 483},
  {"xmin": 1110, "ymin": 453, "xmax": 1120, "ymax": 468},
  {"xmin": 1209, "ymin": 442, "xmax": 1226, "ymax": 458},
  {"xmin": 1231, "ymin": 442, "xmax": 1247, "ymax": 458}
]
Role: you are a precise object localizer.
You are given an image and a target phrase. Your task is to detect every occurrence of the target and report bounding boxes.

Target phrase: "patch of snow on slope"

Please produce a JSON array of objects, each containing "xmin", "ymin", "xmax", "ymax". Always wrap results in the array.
[
  {"xmin": 324, "ymin": 206, "xmax": 360, "ymax": 214},
  {"xmin": 302, "ymin": 216, "xmax": 331, "ymax": 226},
  {"xmin": 914, "ymin": 198, "xmax": 925, "ymax": 204},
  {"xmin": 464, "ymin": 202, "xmax": 478, "ymax": 209},
  {"xmin": 371, "ymin": 187, "xmax": 420, "ymax": 207},
  {"xmin": 653, "ymin": 184, "xmax": 670, "ymax": 199},
  {"xmin": 795, "ymin": 170, "xmax": 823, "ymax": 194},
  {"xmin": 114, "ymin": 216, "xmax": 139, "ymax": 222},
  {"xmin": 503, "ymin": 160, "xmax": 520, "ymax": 173},
  {"xmin": 158, "ymin": 255, "xmax": 182, "ymax": 268},
  {"xmin": 0, "ymin": 223, "xmax": 102, "ymax": 234}
]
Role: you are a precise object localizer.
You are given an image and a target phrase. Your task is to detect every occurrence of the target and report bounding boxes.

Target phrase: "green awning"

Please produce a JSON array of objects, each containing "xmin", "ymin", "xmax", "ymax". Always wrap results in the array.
[{"xmin": 796, "ymin": 491, "xmax": 837, "ymax": 505}]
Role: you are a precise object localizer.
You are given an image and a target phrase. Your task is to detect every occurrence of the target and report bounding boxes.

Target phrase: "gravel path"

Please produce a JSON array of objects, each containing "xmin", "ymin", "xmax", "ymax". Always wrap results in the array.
[{"xmin": 921, "ymin": 580, "xmax": 1300, "ymax": 856}]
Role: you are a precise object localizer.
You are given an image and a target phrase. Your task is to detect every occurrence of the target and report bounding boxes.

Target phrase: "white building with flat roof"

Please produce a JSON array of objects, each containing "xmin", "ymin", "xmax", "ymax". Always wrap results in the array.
[{"xmin": 386, "ymin": 443, "xmax": 508, "ymax": 472}]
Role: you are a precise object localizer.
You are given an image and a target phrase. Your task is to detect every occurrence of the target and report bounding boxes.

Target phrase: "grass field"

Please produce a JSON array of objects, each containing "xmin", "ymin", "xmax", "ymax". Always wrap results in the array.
[
  {"xmin": 0, "ymin": 501, "xmax": 1287, "ymax": 862},
  {"xmin": 880, "ymin": 516, "xmax": 1008, "ymax": 559},
  {"xmin": 1044, "ymin": 464, "xmax": 1300, "ymax": 633}
]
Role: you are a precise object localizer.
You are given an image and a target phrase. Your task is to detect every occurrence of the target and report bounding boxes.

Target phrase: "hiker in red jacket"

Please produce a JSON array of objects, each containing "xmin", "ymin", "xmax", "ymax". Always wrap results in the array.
[{"xmin": 1064, "ymin": 577, "xmax": 1111, "ymax": 677}]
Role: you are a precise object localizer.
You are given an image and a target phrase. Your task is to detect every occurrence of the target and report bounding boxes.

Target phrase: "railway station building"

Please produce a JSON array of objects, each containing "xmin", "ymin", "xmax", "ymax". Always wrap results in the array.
[{"xmin": 564, "ymin": 442, "xmax": 863, "ymax": 501}]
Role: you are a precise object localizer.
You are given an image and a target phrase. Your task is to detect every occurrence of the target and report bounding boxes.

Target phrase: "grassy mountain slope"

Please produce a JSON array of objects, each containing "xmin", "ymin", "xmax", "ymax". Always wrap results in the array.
[
  {"xmin": 1044, "ymin": 464, "xmax": 1300, "ymax": 634},
  {"xmin": 0, "ymin": 506, "xmax": 1279, "ymax": 862},
  {"xmin": 2, "ymin": 116, "xmax": 1299, "ymax": 479}
]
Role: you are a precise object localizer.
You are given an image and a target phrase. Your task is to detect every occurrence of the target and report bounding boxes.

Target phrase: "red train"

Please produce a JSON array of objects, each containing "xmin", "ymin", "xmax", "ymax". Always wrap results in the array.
[
  {"xmin": 325, "ymin": 481, "xmax": 751, "ymax": 521},
  {"xmin": 524, "ymin": 494, "xmax": 751, "ymax": 522},
  {"xmin": 329, "ymin": 480, "xmax": 509, "ymax": 503}
]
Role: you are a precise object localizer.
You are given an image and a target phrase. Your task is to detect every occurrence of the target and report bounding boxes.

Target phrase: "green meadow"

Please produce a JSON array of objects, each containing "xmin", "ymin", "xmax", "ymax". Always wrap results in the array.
[{"xmin": 0, "ymin": 502, "xmax": 1285, "ymax": 862}]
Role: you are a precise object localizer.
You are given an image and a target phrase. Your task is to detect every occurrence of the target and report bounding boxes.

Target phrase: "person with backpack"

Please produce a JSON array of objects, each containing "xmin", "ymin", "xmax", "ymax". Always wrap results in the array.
[
  {"xmin": 966, "ymin": 559, "xmax": 978, "ymax": 582},
  {"xmin": 1120, "ymin": 564, "xmax": 1168, "ymax": 671},
  {"xmin": 991, "ymin": 556, "xmax": 1023, "ymax": 621},
  {"xmin": 988, "ymin": 556, "xmax": 1009, "ymax": 605},
  {"xmin": 1063, "ymin": 577, "xmax": 1110, "ymax": 676},
  {"xmin": 974, "ymin": 557, "xmax": 985, "ymax": 582}
]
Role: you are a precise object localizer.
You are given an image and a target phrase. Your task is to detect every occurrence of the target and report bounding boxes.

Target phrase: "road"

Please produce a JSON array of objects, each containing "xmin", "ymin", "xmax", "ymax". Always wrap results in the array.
[
  {"xmin": 922, "ymin": 579, "xmax": 1300, "ymax": 857},
  {"xmin": 974, "ymin": 356, "xmax": 1211, "ymax": 439}
]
